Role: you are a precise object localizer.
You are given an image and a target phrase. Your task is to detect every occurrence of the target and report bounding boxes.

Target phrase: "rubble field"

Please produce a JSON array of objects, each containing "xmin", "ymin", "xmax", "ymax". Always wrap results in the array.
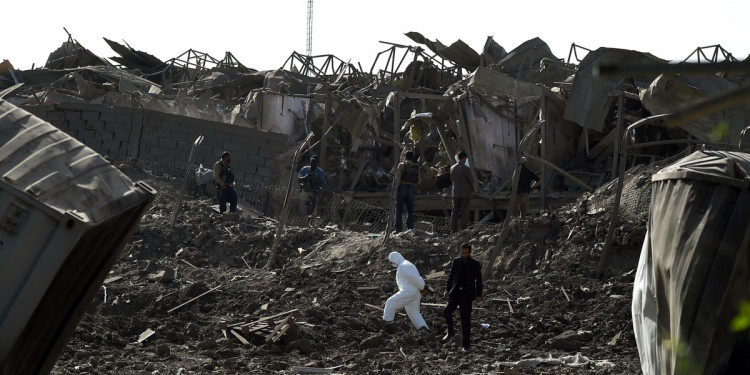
[{"xmin": 49, "ymin": 162, "xmax": 645, "ymax": 375}]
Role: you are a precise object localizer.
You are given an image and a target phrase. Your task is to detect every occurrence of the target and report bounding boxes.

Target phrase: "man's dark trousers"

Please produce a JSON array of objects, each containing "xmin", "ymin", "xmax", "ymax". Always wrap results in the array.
[
  {"xmin": 219, "ymin": 186, "xmax": 237, "ymax": 213},
  {"xmin": 444, "ymin": 291, "xmax": 473, "ymax": 349},
  {"xmin": 395, "ymin": 184, "xmax": 415, "ymax": 232}
]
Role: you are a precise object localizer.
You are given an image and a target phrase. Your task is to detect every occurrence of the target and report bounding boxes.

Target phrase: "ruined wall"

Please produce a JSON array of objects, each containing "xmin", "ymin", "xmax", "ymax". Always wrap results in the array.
[
  {"xmin": 258, "ymin": 93, "xmax": 310, "ymax": 145},
  {"xmin": 24, "ymin": 102, "xmax": 287, "ymax": 183}
]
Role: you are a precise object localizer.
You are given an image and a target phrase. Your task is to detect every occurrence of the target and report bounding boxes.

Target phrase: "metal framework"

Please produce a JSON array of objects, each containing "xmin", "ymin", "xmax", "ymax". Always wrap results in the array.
[
  {"xmin": 162, "ymin": 49, "xmax": 221, "ymax": 83},
  {"xmin": 682, "ymin": 44, "xmax": 737, "ymax": 63},
  {"xmin": 369, "ymin": 42, "xmax": 463, "ymax": 90},
  {"xmin": 567, "ymin": 43, "xmax": 592, "ymax": 64},
  {"xmin": 281, "ymin": 51, "xmax": 363, "ymax": 79},
  {"xmin": 217, "ymin": 52, "xmax": 254, "ymax": 73}
]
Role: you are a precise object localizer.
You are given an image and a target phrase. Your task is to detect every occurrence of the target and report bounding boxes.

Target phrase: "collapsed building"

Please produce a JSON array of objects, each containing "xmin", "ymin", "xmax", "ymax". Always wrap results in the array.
[
  {"xmin": 2, "ymin": 32, "xmax": 749, "ymax": 232},
  {"xmin": 3, "ymin": 30, "xmax": 750, "ymax": 375}
]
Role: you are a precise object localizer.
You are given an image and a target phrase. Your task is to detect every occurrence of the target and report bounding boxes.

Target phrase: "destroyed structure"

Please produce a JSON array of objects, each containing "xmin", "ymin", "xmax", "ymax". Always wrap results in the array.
[
  {"xmin": 3, "ymin": 31, "xmax": 750, "ymax": 375},
  {"xmin": 1, "ymin": 33, "xmax": 749, "ymax": 232}
]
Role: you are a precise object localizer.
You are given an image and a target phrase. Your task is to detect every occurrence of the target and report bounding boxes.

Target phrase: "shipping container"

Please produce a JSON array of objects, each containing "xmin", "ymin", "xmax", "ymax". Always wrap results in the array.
[{"xmin": 0, "ymin": 99, "xmax": 156, "ymax": 374}]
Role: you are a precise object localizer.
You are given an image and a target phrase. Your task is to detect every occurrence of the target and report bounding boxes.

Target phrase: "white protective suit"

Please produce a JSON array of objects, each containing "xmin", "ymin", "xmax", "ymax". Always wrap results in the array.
[{"xmin": 383, "ymin": 252, "xmax": 428, "ymax": 329}]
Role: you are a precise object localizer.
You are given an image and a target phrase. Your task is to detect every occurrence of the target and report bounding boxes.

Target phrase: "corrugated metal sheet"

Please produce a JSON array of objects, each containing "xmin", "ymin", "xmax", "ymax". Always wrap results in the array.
[{"xmin": 0, "ymin": 99, "xmax": 148, "ymax": 223}]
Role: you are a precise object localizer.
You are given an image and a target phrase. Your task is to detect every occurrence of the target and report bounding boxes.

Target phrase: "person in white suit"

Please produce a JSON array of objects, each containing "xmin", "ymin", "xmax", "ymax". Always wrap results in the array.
[{"xmin": 383, "ymin": 251, "xmax": 430, "ymax": 331}]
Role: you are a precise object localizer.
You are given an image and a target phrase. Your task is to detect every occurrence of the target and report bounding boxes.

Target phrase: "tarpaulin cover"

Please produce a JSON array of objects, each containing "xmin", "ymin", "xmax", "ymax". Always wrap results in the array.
[{"xmin": 633, "ymin": 150, "xmax": 750, "ymax": 375}]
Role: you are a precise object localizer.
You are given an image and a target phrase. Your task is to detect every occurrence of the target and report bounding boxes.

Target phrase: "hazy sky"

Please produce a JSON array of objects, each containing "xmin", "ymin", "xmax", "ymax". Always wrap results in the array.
[{"xmin": 2, "ymin": 0, "xmax": 747, "ymax": 71}]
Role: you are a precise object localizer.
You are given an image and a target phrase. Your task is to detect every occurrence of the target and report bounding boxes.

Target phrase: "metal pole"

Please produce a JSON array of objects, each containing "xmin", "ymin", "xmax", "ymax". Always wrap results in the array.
[
  {"xmin": 611, "ymin": 93, "xmax": 624, "ymax": 181},
  {"xmin": 265, "ymin": 132, "xmax": 315, "ymax": 269},
  {"xmin": 540, "ymin": 96, "xmax": 548, "ymax": 211},
  {"xmin": 382, "ymin": 92, "xmax": 401, "ymax": 248},
  {"xmin": 171, "ymin": 135, "xmax": 204, "ymax": 227}
]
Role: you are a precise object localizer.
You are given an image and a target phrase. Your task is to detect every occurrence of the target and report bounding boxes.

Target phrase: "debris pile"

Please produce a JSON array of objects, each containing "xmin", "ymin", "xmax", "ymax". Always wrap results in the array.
[{"xmin": 50, "ymin": 161, "xmax": 648, "ymax": 374}]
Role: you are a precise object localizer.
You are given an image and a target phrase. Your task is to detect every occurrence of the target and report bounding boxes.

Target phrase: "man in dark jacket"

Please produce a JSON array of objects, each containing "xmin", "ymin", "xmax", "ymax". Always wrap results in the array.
[
  {"xmin": 450, "ymin": 151, "xmax": 474, "ymax": 232},
  {"xmin": 213, "ymin": 151, "xmax": 237, "ymax": 213},
  {"xmin": 514, "ymin": 156, "xmax": 541, "ymax": 218},
  {"xmin": 443, "ymin": 242, "xmax": 483, "ymax": 351}
]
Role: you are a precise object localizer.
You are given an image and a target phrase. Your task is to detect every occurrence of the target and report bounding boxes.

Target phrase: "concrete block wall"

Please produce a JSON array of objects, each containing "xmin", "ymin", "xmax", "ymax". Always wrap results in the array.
[{"xmin": 24, "ymin": 102, "xmax": 287, "ymax": 184}]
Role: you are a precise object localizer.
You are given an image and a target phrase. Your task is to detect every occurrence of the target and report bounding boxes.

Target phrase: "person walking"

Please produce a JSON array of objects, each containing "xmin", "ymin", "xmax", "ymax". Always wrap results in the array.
[
  {"xmin": 514, "ymin": 156, "xmax": 541, "ymax": 218},
  {"xmin": 443, "ymin": 243, "xmax": 482, "ymax": 351},
  {"xmin": 383, "ymin": 251, "xmax": 430, "ymax": 331},
  {"xmin": 450, "ymin": 151, "xmax": 474, "ymax": 232},
  {"xmin": 395, "ymin": 151, "xmax": 421, "ymax": 233},
  {"xmin": 213, "ymin": 151, "xmax": 237, "ymax": 213}
]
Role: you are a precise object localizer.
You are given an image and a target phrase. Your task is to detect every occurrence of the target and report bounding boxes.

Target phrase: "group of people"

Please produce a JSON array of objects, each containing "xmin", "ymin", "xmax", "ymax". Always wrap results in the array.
[
  {"xmin": 394, "ymin": 150, "xmax": 542, "ymax": 233},
  {"xmin": 215, "ymin": 148, "xmax": 540, "ymax": 226},
  {"xmin": 212, "ymin": 150, "xmax": 328, "ymax": 216},
  {"xmin": 383, "ymin": 243, "xmax": 483, "ymax": 351}
]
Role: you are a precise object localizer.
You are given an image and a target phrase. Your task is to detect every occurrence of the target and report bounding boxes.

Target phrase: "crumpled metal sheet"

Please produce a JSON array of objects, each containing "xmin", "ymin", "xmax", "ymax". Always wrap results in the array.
[
  {"xmin": 104, "ymin": 38, "xmax": 165, "ymax": 71},
  {"xmin": 563, "ymin": 48, "xmax": 665, "ymax": 131},
  {"xmin": 45, "ymin": 41, "xmax": 110, "ymax": 70},
  {"xmin": 405, "ymin": 31, "xmax": 480, "ymax": 70},
  {"xmin": 452, "ymin": 66, "xmax": 543, "ymax": 98},
  {"xmin": 640, "ymin": 74, "xmax": 746, "ymax": 141}
]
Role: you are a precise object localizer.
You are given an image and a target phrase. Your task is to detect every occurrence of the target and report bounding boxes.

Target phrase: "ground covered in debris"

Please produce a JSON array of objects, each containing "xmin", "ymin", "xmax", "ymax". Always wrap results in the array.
[{"xmin": 51, "ymin": 164, "xmax": 645, "ymax": 375}]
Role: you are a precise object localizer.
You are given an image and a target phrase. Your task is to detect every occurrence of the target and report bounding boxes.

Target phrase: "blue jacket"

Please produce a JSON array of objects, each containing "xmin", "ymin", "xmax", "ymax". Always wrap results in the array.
[{"xmin": 298, "ymin": 165, "xmax": 326, "ymax": 190}]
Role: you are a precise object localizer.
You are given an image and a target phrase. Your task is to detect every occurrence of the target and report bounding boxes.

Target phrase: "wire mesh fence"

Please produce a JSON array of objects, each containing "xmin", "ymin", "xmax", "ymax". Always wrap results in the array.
[
  {"xmin": 132, "ymin": 142, "xmax": 735, "ymax": 233},
  {"xmin": 132, "ymin": 158, "xmax": 461, "ymax": 235},
  {"xmin": 589, "ymin": 143, "xmax": 738, "ymax": 219}
]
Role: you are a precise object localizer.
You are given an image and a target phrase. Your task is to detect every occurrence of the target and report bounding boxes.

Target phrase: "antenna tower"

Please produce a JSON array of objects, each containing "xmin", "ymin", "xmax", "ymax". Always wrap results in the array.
[{"xmin": 306, "ymin": 0, "xmax": 313, "ymax": 57}]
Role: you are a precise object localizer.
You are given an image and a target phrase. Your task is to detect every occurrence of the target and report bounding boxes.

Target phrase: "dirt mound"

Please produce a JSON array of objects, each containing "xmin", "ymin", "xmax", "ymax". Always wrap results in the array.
[{"xmin": 51, "ymin": 166, "xmax": 645, "ymax": 374}]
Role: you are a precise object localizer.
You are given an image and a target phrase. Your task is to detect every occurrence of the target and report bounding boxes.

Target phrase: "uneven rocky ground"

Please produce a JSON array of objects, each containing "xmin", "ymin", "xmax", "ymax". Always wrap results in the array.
[{"xmin": 51, "ymin": 164, "xmax": 646, "ymax": 374}]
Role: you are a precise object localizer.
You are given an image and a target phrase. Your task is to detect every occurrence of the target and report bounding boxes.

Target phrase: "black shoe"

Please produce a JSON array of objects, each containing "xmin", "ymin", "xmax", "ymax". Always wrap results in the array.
[
  {"xmin": 462, "ymin": 346, "xmax": 470, "ymax": 352},
  {"xmin": 418, "ymin": 326, "xmax": 431, "ymax": 332},
  {"xmin": 442, "ymin": 332, "xmax": 455, "ymax": 341}
]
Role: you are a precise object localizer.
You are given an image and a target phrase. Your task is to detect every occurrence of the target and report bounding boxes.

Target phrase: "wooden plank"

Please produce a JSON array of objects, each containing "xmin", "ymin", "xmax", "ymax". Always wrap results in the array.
[
  {"xmin": 422, "ymin": 302, "xmax": 486, "ymax": 310},
  {"xmin": 289, "ymin": 367, "xmax": 334, "ymax": 374},
  {"xmin": 181, "ymin": 259, "xmax": 199, "ymax": 269},
  {"xmin": 229, "ymin": 329, "xmax": 251, "ymax": 345},
  {"xmin": 490, "ymin": 297, "xmax": 514, "ymax": 313},
  {"xmin": 356, "ymin": 287, "xmax": 379, "ymax": 291},
  {"xmin": 137, "ymin": 329, "xmax": 155, "ymax": 343},
  {"xmin": 167, "ymin": 285, "xmax": 221, "ymax": 313},
  {"xmin": 561, "ymin": 287, "xmax": 571, "ymax": 302},
  {"xmin": 242, "ymin": 323, "xmax": 271, "ymax": 335},
  {"xmin": 424, "ymin": 271, "xmax": 444, "ymax": 280},
  {"xmin": 229, "ymin": 309, "xmax": 300, "ymax": 328},
  {"xmin": 266, "ymin": 311, "xmax": 299, "ymax": 343},
  {"xmin": 268, "ymin": 322, "xmax": 293, "ymax": 343}
]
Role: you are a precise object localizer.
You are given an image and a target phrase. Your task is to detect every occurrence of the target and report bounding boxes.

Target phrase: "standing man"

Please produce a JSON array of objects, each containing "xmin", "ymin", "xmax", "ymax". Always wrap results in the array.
[
  {"xmin": 515, "ymin": 156, "xmax": 541, "ymax": 218},
  {"xmin": 213, "ymin": 151, "xmax": 237, "ymax": 213},
  {"xmin": 450, "ymin": 151, "xmax": 474, "ymax": 232},
  {"xmin": 298, "ymin": 155, "xmax": 326, "ymax": 215},
  {"xmin": 383, "ymin": 251, "xmax": 430, "ymax": 332},
  {"xmin": 395, "ymin": 151, "xmax": 421, "ymax": 233},
  {"xmin": 443, "ymin": 243, "xmax": 482, "ymax": 351}
]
